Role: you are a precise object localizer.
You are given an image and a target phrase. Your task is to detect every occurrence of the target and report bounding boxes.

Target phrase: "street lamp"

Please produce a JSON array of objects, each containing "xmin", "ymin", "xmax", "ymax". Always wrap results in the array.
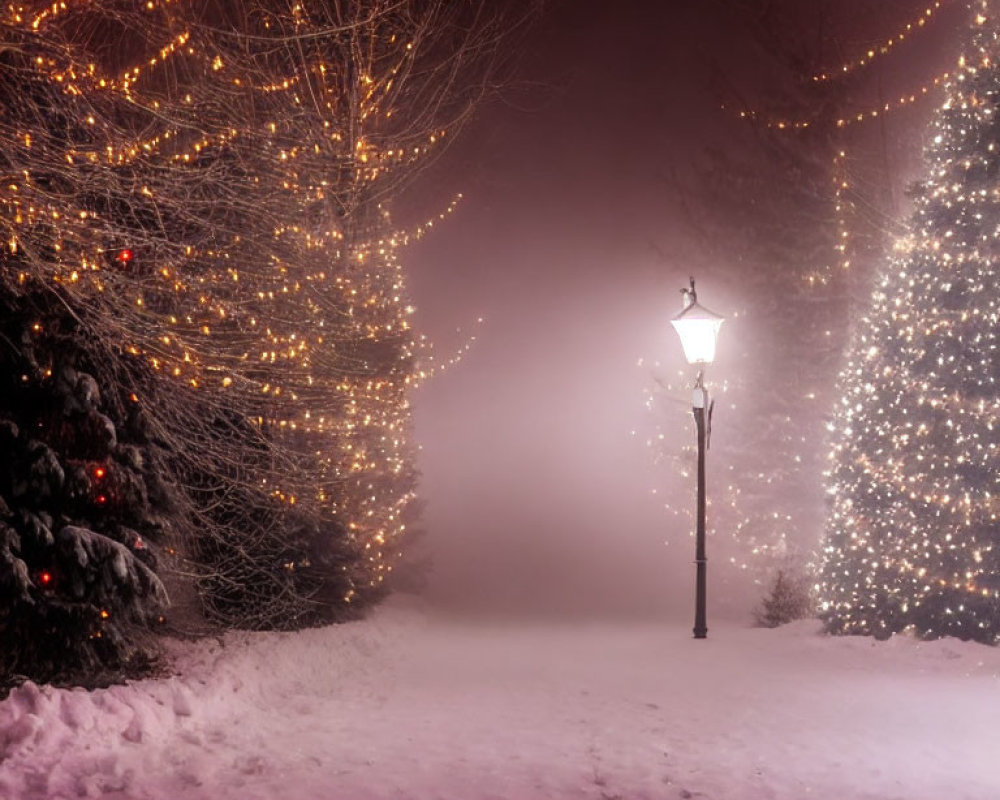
[{"xmin": 670, "ymin": 277, "xmax": 723, "ymax": 639}]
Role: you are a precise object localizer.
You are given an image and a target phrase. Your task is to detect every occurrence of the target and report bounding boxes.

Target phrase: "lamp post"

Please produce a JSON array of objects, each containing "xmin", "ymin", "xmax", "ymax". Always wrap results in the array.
[{"xmin": 670, "ymin": 278, "xmax": 723, "ymax": 639}]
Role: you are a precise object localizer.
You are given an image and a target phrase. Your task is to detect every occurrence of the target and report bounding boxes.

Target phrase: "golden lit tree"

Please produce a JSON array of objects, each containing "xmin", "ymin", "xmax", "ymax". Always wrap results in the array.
[
  {"xmin": 820, "ymin": 2, "xmax": 1000, "ymax": 643},
  {"xmin": 0, "ymin": 0, "xmax": 516, "ymax": 672}
]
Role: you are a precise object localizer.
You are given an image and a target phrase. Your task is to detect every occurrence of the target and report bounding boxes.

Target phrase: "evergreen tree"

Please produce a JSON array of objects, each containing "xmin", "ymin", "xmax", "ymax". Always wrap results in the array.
[
  {"xmin": 753, "ymin": 567, "xmax": 815, "ymax": 628},
  {"xmin": 0, "ymin": 284, "xmax": 170, "ymax": 687},
  {"xmin": 820, "ymin": 1, "xmax": 1000, "ymax": 643}
]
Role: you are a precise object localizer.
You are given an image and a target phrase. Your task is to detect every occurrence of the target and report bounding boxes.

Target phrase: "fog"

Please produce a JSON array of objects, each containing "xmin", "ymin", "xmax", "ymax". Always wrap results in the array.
[{"xmin": 401, "ymin": 0, "xmax": 964, "ymax": 621}]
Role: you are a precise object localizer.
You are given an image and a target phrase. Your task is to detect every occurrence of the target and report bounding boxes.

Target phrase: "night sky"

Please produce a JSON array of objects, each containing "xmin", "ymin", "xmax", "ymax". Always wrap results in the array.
[{"xmin": 401, "ymin": 0, "xmax": 968, "ymax": 620}]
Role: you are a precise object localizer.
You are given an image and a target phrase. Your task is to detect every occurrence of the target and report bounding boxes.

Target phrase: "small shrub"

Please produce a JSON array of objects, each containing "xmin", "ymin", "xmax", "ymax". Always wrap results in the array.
[{"xmin": 754, "ymin": 568, "xmax": 815, "ymax": 628}]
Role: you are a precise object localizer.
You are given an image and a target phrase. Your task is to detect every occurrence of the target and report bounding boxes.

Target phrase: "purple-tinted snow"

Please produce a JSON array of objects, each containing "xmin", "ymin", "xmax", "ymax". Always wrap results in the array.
[{"xmin": 1, "ymin": 599, "xmax": 998, "ymax": 799}]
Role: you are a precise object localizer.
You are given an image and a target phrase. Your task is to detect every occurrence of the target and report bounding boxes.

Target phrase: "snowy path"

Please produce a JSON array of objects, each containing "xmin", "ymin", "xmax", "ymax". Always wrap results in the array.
[{"xmin": 1, "ymin": 601, "xmax": 999, "ymax": 800}]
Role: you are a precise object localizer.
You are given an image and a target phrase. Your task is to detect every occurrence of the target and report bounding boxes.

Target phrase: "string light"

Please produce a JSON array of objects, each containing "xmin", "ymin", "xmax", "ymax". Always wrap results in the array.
[
  {"xmin": 805, "ymin": 149, "xmax": 853, "ymax": 287},
  {"xmin": 729, "ymin": 2, "xmax": 953, "ymax": 132},
  {"xmin": 725, "ymin": 4, "xmax": 963, "ymax": 305},
  {"xmin": 835, "ymin": 71, "xmax": 954, "ymax": 129},
  {"xmin": 732, "ymin": 70, "xmax": 954, "ymax": 131},
  {"xmin": 811, "ymin": 2, "xmax": 943, "ymax": 82}
]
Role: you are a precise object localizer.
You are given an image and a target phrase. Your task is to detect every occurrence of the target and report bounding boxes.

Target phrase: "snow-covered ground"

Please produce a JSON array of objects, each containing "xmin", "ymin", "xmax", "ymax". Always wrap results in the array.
[{"xmin": 1, "ymin": 599, "xmax": 999, "ymax": 800}]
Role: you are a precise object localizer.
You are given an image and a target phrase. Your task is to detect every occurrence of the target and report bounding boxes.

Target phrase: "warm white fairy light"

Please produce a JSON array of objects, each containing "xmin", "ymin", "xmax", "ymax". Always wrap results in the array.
[
  {"xmin": 804, "ymin": 149, "xmax": 854, "ymax": 287},
  {"xmin": 0, "ymin": 0, "xmax": 498, "ymax": 613},
  {"xmin": 820, "ymin": 3, "xmax": 1000, "ymax": 643},
  {"xmin": 725, "ymin": 7, "xmax": 958, "ymax": 298},
  {"xmin": 811, "ymin": 2, "xmax": 943, "ymax": 83},
  {"xmin": 734, "ymin": 70, "xmax": 954, "ymax": 132},
  {"xmin": 732, "ymin": 1, "xmax": 948, "ymax": 131}
]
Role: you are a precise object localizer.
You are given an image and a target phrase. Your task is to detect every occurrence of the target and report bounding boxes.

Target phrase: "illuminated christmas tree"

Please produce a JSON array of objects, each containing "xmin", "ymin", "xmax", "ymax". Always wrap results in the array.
[
  {"xmin": 1, "ymin": 0, "xmax": 514, "ymax": 679},
  {"xmin": 820, "ymin": 1, "xmax": 1000, "ymax": 643}
]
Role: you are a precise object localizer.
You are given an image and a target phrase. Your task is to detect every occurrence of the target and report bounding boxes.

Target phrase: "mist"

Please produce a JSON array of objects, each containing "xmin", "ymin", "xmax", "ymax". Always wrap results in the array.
[{"xmin": 401, "ymin": 0, "xmax": 965, "ymax": 622}]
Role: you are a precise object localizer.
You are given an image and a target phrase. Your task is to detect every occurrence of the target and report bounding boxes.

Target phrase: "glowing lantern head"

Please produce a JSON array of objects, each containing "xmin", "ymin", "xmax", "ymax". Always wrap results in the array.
[{"xmin": 670, "ymin": 281, "xmax": 724, "ymax": 365}]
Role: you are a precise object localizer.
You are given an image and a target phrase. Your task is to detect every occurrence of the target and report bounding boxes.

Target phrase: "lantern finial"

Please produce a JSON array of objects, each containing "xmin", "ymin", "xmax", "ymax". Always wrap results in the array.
[{"xmin": 681, "ymin": 277, "xmax": 697, "ymax": 309}]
